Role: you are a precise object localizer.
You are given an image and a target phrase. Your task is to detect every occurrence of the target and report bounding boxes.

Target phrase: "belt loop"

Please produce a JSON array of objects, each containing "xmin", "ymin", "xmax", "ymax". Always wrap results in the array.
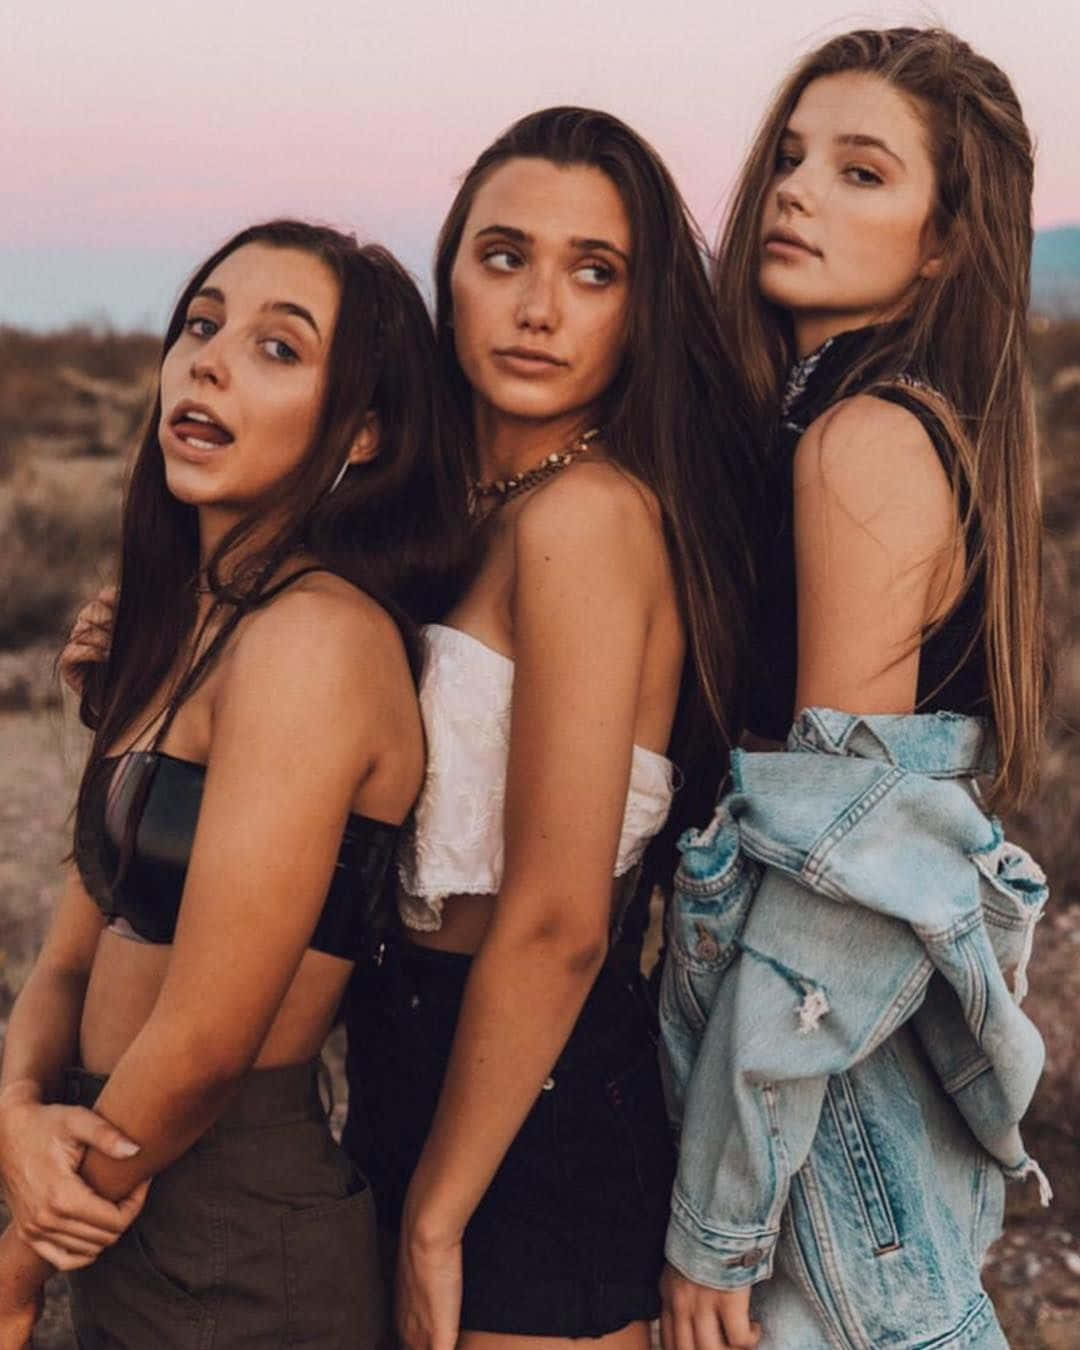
[{"xmin": 317, "ymin": 1058, "xmax": 335, "ymax": 1119}]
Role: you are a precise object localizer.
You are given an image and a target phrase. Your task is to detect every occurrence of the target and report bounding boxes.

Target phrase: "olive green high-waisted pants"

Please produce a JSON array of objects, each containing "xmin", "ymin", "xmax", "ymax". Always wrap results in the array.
[{"xmin": 65, "ymin": 1059, "xmax": 384, "ymax": 1349}]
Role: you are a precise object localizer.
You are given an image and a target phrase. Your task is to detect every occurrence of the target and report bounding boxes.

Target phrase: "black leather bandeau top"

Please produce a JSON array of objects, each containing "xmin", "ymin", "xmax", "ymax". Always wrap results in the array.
[{"xmin": 75, "ymin": 750, "xmax": 398, "ymax": 960}]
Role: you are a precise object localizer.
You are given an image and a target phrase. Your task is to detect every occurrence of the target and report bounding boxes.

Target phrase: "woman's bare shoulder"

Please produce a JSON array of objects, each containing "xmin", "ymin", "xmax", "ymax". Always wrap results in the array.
[
  {"xmin": 513, "ymin": 457, "xmax": 665, "ymax": 563},
  {"xmin": 223, "ymin": 572, "xmax": 411, "ymax": 714},
  {"xmin": 794, "ymin": 393, "xmax": 956, "ymax": 552},
  {"xmin": 796, "ymin": 393, "xmax": 952, "ymax": 509}
]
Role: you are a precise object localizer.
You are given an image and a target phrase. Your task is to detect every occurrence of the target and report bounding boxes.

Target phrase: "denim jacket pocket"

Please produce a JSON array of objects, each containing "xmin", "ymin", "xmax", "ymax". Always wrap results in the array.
[
  {"xmin": 660, "ymin": 807, "xmax": 761, "ymax": 1126},
  {"xmin": 969, "ymin": 830, "xmax": 1048, "ymax": 1003},
  {"xmin": 787, "ymin": 1047, "xmax": 1007, "ymax": 1349},
  {"xmin": 822, "ymin": 1073, "xmax": 901, "ymax": 1254},
  {"xmin": 666, "ymin": 808, "xmax": 761, "ymax": 1032}
]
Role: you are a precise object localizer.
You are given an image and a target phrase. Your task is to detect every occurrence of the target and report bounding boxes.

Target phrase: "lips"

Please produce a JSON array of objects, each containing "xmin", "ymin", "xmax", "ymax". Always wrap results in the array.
[
  {"xmin": 169, "ymin": 403, "xmax": 234, "ymax": 449},
  {"xmin": 493, "ymin": 347, "xmax": 567, "ymax": 367},
  {"xmin": 763, "ymin": 228, "xmax": 821, "ymax": 257}
]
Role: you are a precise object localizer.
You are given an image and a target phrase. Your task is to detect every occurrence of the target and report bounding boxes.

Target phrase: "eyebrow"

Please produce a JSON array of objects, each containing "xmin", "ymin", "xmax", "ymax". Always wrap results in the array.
[
  {"xmin": 836, "ymin": 133, "xmax": 905, "ymax": 168},
  {"xmin": 780, "ymin": 127, "xmax": 905, "ymax": 169},
  {"xmin": 473, "ymin": 224, "xmax": 631, "ymax": 267},
  {"xmin": 190, "ymin": 287, "xmax": 322, "ymax": 338}
]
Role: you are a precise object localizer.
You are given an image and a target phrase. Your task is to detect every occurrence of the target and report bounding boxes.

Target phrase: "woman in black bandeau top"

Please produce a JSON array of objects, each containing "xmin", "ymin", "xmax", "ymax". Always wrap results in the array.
[{"xmin": 0, "ymin": 220, "xmax": 469, "ymax": 1349}]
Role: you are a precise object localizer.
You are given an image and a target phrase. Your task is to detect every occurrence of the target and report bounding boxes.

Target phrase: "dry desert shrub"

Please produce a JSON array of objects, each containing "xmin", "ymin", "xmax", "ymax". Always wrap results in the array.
[
  {"xmin": 0, "ymin": 455, "xmax": 123, "ymax": 650},
  {"xmin": 0, "ymin": 326, "xmax": 156, "ymax": 442},
  {"xmin": 0, "ymin": 327, "xmax": 153, "ymax": 664}
]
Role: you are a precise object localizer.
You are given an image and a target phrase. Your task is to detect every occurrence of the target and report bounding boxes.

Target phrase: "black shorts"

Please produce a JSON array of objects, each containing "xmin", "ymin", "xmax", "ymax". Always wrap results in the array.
[{"xmin": 343, "ymin": 935, "xmax": 675, "ymax": 1338}]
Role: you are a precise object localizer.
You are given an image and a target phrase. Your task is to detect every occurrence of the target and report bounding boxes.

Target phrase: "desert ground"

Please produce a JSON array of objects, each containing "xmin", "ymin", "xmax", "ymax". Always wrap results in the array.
[{"xmin": 1, "ymin": 322, "xmax": 1077, "ymax": 1346}]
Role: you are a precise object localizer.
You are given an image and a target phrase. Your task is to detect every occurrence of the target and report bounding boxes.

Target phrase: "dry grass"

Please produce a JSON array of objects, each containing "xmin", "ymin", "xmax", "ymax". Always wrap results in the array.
[
  {"xmin": 0, "ymin": 327, "xmax": 157, "ymax": 449},
  {"xmin": 0, "ymin": 458, "xmax": 123, "ymax": 649},
  {"xmin": 0, "ymin": 327, "xmax": 154, "ymax": 653}
]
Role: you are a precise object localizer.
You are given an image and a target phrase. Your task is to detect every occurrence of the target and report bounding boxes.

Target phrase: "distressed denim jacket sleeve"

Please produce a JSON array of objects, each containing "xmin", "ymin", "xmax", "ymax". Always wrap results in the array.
[{"xmin": 661, "ymin": 709, "xmax": 1049, "ymax": 1291}]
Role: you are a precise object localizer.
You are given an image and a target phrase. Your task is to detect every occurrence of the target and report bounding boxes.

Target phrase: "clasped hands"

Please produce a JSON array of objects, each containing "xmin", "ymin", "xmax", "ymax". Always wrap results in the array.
[
  {"xmin": 0, "ymin": 1081, "xmax": 146, "ymax": 1345},
  {"xmin": 0, "ymin": 1081, "xmax": 146, "ymax": 1269}
]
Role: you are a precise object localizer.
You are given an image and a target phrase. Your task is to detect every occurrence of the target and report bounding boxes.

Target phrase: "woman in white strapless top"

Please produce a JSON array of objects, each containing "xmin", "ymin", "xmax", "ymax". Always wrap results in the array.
[
  {"xmin": 343, "ymin": 107, "xmax": 758, "ymax": 1350},
  {"xmin": 398, "ymin": 622, "xmax": 676, "ymax": 932}
]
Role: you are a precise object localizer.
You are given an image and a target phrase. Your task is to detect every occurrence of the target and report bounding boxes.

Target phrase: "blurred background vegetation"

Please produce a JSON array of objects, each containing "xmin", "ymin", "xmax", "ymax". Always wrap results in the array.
[{"xmin": 0, "ymin": 322, "xmax": 1077, "ymax": 1346}]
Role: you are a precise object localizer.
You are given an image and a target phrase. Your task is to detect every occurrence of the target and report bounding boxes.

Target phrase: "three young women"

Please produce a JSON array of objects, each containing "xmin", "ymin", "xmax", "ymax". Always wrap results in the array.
[
  {"xmin": 659, "ymin": 27, "xmax": 1048, "ymax": 1350},
  {"xmin": 1, "ymin": 23, "xmax": 1050, "ymax": 1349},
  {"xmin": 0, "ymin": 220, "xmax": 469, "ymax": 1347}
]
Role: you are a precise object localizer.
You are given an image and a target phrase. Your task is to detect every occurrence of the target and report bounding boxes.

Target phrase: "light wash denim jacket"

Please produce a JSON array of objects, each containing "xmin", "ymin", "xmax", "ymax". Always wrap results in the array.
[{"xmin": 660, "ymin": 708, "xmax": 1049, "ymax": 1348}]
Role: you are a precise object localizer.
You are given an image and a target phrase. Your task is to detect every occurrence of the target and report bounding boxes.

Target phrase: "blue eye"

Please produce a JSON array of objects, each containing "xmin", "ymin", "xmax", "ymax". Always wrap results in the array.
[
  {"xmin": 845, "ymin": 165, "xmax": 884, "ymax": 187},
  {"xmin": 185, "ymin": 315, "xmax": 218, "ymax": 338},
  {"xmin": 260, "ymin": 338, "xmax": 299, "ymax": 363}
]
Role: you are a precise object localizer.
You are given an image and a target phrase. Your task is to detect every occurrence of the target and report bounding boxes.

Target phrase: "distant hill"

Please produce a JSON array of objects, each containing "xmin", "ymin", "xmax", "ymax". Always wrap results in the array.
[{"xmin": 1033, "ymin": 226, "xmax": 1080, "ymax": 315}]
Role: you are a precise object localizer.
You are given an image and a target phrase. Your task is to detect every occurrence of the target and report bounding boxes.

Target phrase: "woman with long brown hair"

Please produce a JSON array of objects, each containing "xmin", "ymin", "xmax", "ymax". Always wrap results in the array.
[
  {"xmin": 659, "ymin": 28, "xmax": 1048, "ymax": 1350},
  {"xmin": 0, "ymin": 219, "xmax": 468, "ymax": 1348},
  {"xmin": 344, "ymin": 106, "xmax": 758, "ymax": 1348}
]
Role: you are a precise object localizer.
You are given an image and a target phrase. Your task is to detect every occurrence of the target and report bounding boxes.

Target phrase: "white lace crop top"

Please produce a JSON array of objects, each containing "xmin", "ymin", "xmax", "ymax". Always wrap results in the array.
[{"xmin": 397, "ymin": 623, "xmax": 676, "ymax": 932}]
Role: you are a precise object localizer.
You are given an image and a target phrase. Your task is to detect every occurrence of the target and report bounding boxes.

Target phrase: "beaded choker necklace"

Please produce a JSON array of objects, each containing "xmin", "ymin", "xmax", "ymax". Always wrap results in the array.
[{"xmin": 468, "ymin": 427, "xmax": 600, "ymax": 515}]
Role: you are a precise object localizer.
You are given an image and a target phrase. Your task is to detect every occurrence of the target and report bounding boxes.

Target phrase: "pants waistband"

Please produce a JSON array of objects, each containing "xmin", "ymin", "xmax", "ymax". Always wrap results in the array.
[
  {"xmin": 62, "ymin": 1058, "xmax": 328, "ymax": 1129},
  {"xmin": 374, "ymin": 934, "xmax": 655, "ymax": 1073},
  {"xmin": 386, "ymin": 931, "xmax": 645, "ymax": 980}
]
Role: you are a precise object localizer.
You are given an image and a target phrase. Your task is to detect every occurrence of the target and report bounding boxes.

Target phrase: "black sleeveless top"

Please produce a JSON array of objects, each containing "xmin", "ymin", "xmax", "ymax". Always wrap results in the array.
[
  {"xmin": 73, "ymin": 565, "xmax": 400, "ymax": 961},
  {"xmin": 748, "ymin": 325, "xmax": 988, "ymax": 743},
  {"xmin": 75, "ymin": 751, "xmax": 398, "ymax": 959}
]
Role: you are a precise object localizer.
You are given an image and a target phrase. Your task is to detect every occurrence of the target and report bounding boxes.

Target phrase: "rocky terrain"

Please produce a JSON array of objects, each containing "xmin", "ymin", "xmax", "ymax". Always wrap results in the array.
[{"xmin": 0, "ymin": 322, "xmax": 1077, "ymax": 1346}]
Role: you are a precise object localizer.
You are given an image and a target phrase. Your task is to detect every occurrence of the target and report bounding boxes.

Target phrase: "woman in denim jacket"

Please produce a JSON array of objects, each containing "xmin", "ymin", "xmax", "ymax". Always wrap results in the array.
[{"xmin": 659, "ymin": 29, "xmax": 1050, "ymax": 1350}]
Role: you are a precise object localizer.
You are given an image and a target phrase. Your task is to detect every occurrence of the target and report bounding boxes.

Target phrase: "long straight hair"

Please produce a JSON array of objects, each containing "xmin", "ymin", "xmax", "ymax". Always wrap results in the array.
[
  {"xmin": 434, "ymin": 106, "xmax": 760, "ymax": 856},
  {"xmin": 716, "ymin": 29, "xmax": 1045, "ymax": 808},
  {"xmin": 75, "ymin": 220, "xmax": 471, "ymax": 851}
]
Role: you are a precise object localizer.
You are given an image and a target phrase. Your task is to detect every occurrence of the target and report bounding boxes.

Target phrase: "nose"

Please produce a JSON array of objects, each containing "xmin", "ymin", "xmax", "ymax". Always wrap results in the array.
[
  {"xmin": 190, "ymin": 333, "xmax": 229, "ymax": 387},
  {"xmin": 514, "ymin": 263, "xmax": 559, "ymax": 333},
  {"xmin": 775, "ymin": 164, "xmax": 814, "ymax": 217}
]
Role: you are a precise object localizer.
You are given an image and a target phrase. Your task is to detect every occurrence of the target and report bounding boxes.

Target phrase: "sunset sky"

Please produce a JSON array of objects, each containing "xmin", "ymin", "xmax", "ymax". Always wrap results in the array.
[{"xmin": 4, "ymin": 0, "xmax": 1078, "ymax": 329}]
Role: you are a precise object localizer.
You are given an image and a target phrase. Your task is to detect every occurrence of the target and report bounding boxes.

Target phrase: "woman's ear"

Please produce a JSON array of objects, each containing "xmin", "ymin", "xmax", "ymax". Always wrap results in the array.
[
  {"xmin": 919, "ymin": 218, "xmax": 948, "ymax": 280},
  {"xmin": 347, "ymin": 411, "xmax": 381, "ymax": 466}
]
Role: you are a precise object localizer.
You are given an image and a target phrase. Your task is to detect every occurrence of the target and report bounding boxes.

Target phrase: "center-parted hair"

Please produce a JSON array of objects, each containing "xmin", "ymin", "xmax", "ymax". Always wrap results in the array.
[
  {"xmin": 434, "ymin": 106, "xmax": 761, "ymax": 866},
  {"xmin": 716, "ymin": 30, "xmax": 1045, "ymax": 808}
]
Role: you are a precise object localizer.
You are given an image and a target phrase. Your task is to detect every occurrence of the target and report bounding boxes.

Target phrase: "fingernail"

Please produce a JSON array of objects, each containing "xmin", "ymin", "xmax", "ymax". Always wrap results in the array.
[{"xmin": 116, "ymin": 1140, "xmax": 140, "ymax": 1157}]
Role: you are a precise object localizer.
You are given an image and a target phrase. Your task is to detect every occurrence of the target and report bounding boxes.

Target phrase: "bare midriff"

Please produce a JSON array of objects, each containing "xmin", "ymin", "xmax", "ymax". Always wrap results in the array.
[{"xmin": 78, "ymin": 928, "xmax": 352, "ymax": 1076}]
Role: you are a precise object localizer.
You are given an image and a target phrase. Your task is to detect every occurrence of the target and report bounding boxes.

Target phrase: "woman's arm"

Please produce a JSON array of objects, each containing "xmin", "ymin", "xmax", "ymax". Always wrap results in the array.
[
  {"xmin": 0, "ymin": 875, "xmax": 138, "ymax": 1340},
  {"xmin": 793, "ymin": 395, "xmax": 960, "ymax": 716},
  {"xmin": 76, "ymin": 588, "xmax": 399, "ymax": 1202},
  {"xmin": 0, "ymin": 875, "xmax": 146, "ymax": 1271},
  {"xmin": 0, "ymin": 1225, "xmax": 47, "ymax": 1348},
  {"xmin": 399, "ymin": 468, "xmax": 668, "ymax": 1347},
  {"xmin": 0, "ymin": 873, "xmax": 102, "ymax": 1104}
]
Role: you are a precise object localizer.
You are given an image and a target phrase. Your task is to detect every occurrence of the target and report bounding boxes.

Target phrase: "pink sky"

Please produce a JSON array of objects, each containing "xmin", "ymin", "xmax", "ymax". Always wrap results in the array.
[{"xmin": 4, "ymin": 0, "xmax": 1078, "ymax": 327}]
